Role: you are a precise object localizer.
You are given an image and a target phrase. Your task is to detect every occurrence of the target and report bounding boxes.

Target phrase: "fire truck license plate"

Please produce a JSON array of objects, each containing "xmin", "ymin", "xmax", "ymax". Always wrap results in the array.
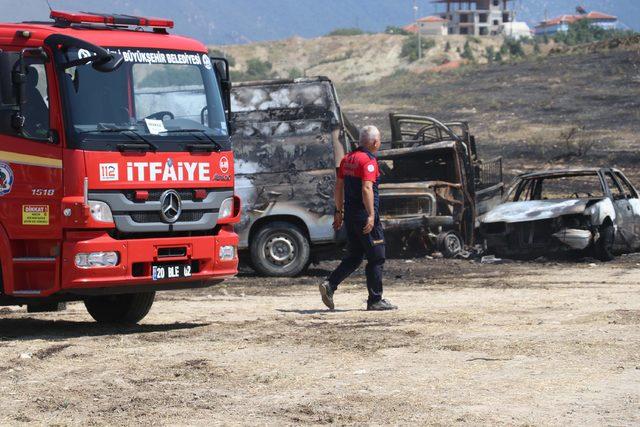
[{"xmin": 152, "ymin": 264, "xmax": 192, "ymax": 281}]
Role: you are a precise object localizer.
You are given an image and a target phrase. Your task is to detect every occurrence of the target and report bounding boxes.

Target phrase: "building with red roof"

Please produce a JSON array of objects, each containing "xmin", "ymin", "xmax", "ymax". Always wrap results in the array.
[
  {"xmin": 535, "ymin": 11, "xmax": 618, "ymax": 36},
  {"xmin": 404, "ymin": 15, "xmax": 449, "ymax": 36}
]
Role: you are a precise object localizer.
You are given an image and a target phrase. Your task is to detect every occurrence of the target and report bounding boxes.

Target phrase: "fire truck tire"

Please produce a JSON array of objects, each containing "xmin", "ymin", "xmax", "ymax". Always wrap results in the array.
[
  {"xmin": 250, "ymin": 221, "xmax": 310, "ymax": 277},
  {"xmin": 84, "ymin": 292, "xmax": 156, "ymax": 324},
  {"xmin": 437, "ymin": 231, "xmax": 463, "ymax": 259}
]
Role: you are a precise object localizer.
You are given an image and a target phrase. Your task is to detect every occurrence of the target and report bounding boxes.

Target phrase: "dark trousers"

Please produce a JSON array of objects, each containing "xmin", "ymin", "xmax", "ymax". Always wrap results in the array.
[{"xmin": 328, "ymin": 218, "xmax": 385, "ymax": 304}]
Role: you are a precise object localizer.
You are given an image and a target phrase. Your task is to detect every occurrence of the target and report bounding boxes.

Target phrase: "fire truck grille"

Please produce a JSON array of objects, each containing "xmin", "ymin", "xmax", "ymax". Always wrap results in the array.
[
  {"xmin": 124, "ymin": 189, "xmax": 203, "ymax": 202},
  {"xmin": 130, "ymin": 210, "xmax": 208, "ymax": 224},
  {"xmin": 380, "ymin": 196, "xmax": 434, "ymax": 217}
]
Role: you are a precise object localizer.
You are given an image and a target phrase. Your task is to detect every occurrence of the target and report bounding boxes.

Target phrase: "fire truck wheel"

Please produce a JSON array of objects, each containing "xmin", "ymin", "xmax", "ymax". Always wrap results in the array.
[
  {"xmin": 84, "ymin": 292, "xmax": 156, "ymax": 324},
  {"xmin": 250, "ymin": 221, "xmax": 310, "ymax": 277},
  {"xmin": 437, "ymin": 231, "xmax": 463, "ymax": 259}
]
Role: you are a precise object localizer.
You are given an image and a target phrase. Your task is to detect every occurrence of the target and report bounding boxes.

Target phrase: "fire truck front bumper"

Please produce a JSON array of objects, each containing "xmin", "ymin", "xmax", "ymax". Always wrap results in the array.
[{"xmin": 61, "ymin": 226, "xmax": 238, "ymax": 292}]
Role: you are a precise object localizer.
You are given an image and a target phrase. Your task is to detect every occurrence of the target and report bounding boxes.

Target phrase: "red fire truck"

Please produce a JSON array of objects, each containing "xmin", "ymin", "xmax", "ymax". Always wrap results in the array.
[{"xmin": 0, "ymin": 11, "xmax": 240, "ymax": 324}]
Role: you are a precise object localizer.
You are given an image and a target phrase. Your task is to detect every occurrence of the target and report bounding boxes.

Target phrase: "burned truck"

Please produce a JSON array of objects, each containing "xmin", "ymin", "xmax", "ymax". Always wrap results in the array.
[
  {"xmin": 230, "ymin": 78, "xmax": 503, "ymax": 276},
  {"xmin": 230, "ymin": 77, "xmax": 348, "ymax": 276},
  {"xmin": 378, "ymin": 115, "xmax": 504, "ymax": 256}
]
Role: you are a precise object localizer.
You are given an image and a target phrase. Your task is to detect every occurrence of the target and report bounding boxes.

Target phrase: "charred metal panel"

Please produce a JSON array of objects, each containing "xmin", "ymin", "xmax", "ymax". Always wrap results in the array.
[{"xmin": 230, "ymin": 79, "xmax": 343, "ymax": 248}]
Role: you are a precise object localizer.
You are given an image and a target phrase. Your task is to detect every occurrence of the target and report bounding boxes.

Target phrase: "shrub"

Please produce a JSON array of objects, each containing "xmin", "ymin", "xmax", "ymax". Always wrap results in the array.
[
  {"xmin": 287, "ymin": 68, "xmax": 304, "ymax": 79},
  {"xmin": 209, "ymin": 49, "xmax": 236, "ymax": 67},
  {"xmin": 485, "ymin": 46, "xmax": 495, "ymax": 63},
  {"xmin": 401, "ymin": 36, "xmax": 436, "ymax": 62},
  {"xmin": 461, "ymin": 40, "xmax": 474, "ymax": 61},
  {"xmin": 385, "ymin": 26, "xmax": 411, "ymax": 36},
  {"xmin": 444, "ymin": 41, "xmax": 451, "ymax": 52},
  {"xmin": 231, "ymin": 58, "xmax": 276, "ymax": 81},
  {"xmin": 501, "ymin": 38, "xmax": 525, "ymax": 58},
  {"xmin": 326, "ymin": 28, "xmax": 366, "ymax": 37}
]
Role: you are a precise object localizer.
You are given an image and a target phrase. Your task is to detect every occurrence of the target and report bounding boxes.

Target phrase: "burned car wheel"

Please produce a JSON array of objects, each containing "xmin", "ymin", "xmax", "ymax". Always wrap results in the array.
[
  {"xmin": 594, "ymin": 223, "xmax": 616, "ymax": 262},
  {"xmin": 437, "ymin": 231, "xmax": 463, "ymax": 258},
  {"xmin": 250, "ymin": 221, "xmax": 310, "ymax": 277}
]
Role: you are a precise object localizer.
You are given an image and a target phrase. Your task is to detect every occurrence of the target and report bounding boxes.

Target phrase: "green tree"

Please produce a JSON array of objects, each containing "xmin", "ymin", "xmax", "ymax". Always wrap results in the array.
[
  {"xmin": 287, "ymin": 67, "xmax": 304, "ymax": 79},
  {"xmin": 400, "ymin": 36, "xmax": 436, "ymax": 62},
  {"xmin": 533, "ymin": 41, "xmax": 541, "ymax": 54},
  {"xmin": 326, "ymin": 28, "xmax": 366, "ymax": 37},
  {"xmin": 501, "ymin": 38, "xmax": 525, "ymax": 58},
  {"xmin": 461, "ymin": 40, "xmax": 474, "ymax": 61},
  {"xmin": 385, "ymin": 26, "xmax": 410, "ymax": 35},
  {"xmin": 485, "ymin": 46, "xmax": 495, "ymax": 63}
]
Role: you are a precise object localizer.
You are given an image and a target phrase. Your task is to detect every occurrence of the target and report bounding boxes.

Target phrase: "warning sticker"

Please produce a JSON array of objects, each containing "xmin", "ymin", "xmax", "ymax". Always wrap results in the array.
[{"xmin": 22, "ymin": 205, "xmax": 50, "ymax": 226}]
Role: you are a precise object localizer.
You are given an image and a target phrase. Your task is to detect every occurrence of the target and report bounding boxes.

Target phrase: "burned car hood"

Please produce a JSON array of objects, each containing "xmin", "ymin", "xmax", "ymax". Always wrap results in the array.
[{"xmin": 481, "ymin": 199, "xmax": 598, "ymax": 224}]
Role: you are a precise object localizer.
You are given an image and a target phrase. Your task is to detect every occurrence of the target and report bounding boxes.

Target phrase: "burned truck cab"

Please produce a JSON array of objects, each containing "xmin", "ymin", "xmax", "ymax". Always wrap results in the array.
[
  {"xmin": 377, "ymin": 115, "xmax": 503, "ymax": 257},
  {"xmin": 230, "ymin": 77, "xmax": 349, "ymax": 276}
]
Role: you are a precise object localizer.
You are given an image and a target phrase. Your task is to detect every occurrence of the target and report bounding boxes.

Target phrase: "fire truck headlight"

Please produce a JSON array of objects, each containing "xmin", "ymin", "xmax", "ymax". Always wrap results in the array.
[
  {"xmin": 219, "ymin": 245, "xmax": 235, "ymax": 261},
  {"xmin": 88, "ymin": 201, "xmax": 114, "ymax": 223},
  {"xmin": 75, "ymin": 252, "xmax": 119, "ymax": 268},
  {"xmin": 218, "ymin": 197, "xmax": 234, "ymax": 219}
]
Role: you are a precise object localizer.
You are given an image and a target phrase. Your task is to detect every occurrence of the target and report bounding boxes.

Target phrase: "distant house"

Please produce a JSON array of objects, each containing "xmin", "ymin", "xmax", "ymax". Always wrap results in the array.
[
  {"xmin": 535, "ymin": 11, "xmax": 618, "ymax": 36},
  {"xmin": 403, "ymin": 16, "xmax": 449, "ymax": 36}
]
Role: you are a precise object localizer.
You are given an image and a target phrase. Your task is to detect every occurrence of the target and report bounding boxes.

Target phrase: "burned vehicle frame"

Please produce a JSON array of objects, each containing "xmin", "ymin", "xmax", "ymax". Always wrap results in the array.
[
  {"xmin": 479, "ymin": 168, "xmax": 640, "ymax": 260},
  {"xmin": 230, "ymin": 77, "xmax": 349, "ymax": 276},
  {"xmin": 377, "ymin": 114, "xmax": 504, "ymax": 257}
]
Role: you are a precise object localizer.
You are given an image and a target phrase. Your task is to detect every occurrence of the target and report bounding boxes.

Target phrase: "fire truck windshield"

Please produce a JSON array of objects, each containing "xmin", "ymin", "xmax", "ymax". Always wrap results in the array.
[{"xmin": 57, "ymin": 47, "xmax": 229, "ymax": 151}]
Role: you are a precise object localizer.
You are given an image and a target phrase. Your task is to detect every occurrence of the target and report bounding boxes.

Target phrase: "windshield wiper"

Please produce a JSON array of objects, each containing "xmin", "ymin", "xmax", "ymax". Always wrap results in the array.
[
  {"xmin": 80, "ymin": 128, "xmax": 159, "ymax": 151},
  {"xmin": 160, "ymin": 129, "xmax": 223, "ymax": 152}
]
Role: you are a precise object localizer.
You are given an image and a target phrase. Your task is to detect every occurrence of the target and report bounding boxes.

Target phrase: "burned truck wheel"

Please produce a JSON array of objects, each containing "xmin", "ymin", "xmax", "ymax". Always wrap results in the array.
[
  {"xmin": 594, "ymin": 223, "xmax": 616, "ymax": 262},
  {"xmin": 84, "ymin": 292, "xmax": 155, "ymax": 324},
  {"xmin": 250, "ymin": 221, "xmax": 310, "ymax": 277},
  {"xmin": 437, "ymin": 231, "xmax": 463, "ymax": 258}
]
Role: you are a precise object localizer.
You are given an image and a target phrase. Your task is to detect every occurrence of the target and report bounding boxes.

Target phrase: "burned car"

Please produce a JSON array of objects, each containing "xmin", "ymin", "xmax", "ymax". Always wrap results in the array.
[
  {"xmin": 480, "ymin": 168, "xmax": 640, "ymax": 260},
  {"xmin": 378, "ymin": 115, "xmax": 504, "ymax": 257}
]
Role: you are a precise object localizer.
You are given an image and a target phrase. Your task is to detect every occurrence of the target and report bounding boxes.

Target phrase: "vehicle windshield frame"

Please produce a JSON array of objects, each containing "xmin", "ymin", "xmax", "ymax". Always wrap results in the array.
[
  {"xmin": 509, "ymin": 171, "xmax": 606, "ymax": 202},
  {"xmin": 53, "ymin": 46, "xmax": 230, "ymax": 152}
]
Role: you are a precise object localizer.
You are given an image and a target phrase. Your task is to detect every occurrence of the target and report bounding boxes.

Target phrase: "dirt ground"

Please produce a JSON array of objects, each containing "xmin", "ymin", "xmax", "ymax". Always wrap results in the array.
[{"xmin": 1, "ymin": 255, "xmax": 639, "ymax": 425}]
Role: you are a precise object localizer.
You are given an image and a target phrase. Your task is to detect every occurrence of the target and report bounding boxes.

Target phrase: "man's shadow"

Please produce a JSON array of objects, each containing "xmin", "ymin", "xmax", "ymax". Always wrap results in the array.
[{"xmin": 0, "ymin": 317, "xmax": 208, "ymax": 342}]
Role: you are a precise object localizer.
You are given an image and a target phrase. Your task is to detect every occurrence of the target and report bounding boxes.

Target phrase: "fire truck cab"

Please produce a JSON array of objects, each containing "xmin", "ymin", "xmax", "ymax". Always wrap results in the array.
[{"xmin": 0, "ymin": 11, "xmax": 240, "ymax": 324}]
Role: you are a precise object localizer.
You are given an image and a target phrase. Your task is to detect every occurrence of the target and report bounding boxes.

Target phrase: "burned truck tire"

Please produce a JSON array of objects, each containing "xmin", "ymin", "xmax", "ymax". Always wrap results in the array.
[
  {"xmin": 250, "ymin": 221, "xmax": 310, "ymax": 277},
  {"xmin": 594, "ymin": 223, "xmax": 615, "ymax": 262},
  {"xmin": 437, "ymin": 231, "xmax": 463, "ymax": 259},
  {"xmin": 84, "ymin": 292, "xmax": 155, "ymax": 324}
]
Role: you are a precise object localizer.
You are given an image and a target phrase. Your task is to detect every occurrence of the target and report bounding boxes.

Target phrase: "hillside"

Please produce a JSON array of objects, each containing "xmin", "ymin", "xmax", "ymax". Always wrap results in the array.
[
  {"xmin": 211, "ymin": 34, "xmax": 533, "ymax": 84},
  {"xmin": 217, "ymin": 32, "xmax": 640, "ymax": 185},
  {"xmin": 2, "ymin": 0, "xmax": 637, "ymax": 44}
]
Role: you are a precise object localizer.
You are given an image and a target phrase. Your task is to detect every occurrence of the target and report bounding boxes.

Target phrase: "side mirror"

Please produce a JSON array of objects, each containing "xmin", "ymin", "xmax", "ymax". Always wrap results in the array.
[
  {"xmin": 10, "ymin": 47, "xmax": 48, "ymax": 132},
  {"xmin": 211, "ymin": 57, "xmax": 231, "ymax": 119}
]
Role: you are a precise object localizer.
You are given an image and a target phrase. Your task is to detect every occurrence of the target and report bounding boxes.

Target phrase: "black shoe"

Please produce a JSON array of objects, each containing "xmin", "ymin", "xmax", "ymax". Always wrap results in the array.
[
  {"xmin": 319, "ymin": 281, "xmax": 334, "ymax": 310},
  {"xmin": 367, "ymin": 299, "xmax": 397, "ymax": 311}
]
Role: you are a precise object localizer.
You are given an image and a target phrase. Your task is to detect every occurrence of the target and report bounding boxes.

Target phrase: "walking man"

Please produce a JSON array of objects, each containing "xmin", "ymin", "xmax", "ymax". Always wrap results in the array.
[{"xmin": 319, "ymin": 126, "xmax": 397, "ymax": 311}]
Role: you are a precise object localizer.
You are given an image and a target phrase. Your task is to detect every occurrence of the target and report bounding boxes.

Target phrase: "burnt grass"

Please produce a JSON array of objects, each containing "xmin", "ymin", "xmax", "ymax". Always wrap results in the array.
[{"xmin": 339, "ymin": 45, "xmax": 640, "ymax": 184}]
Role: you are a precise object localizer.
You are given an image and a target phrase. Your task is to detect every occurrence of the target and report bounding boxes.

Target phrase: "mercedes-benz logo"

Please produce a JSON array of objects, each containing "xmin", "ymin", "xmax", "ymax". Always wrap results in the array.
[{"xmin": 159, "ymin": 190, "xmax": 182, "ymax": 223}]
